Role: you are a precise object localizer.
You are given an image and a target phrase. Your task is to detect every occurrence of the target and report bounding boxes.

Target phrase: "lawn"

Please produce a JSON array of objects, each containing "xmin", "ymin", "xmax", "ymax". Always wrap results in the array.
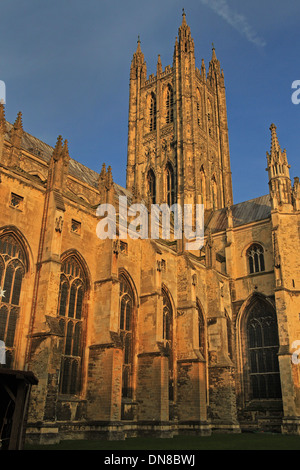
[{"xmin": 24, "ymin": 433, "xmax": 300, "ymax": 450}]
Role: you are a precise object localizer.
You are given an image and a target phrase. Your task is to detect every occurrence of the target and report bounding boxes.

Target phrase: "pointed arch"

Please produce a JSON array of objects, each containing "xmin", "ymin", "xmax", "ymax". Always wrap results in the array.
[
  {"xmin": 0, "ymin": 227, "xmax": 30, "ymax": 368},
  {"xmin": 166, "ymin": 84, "xmax": 174, "ymax": 124},
  {"xmin": 236, "ymin": 293, "xmax": 282, "ymax": 404},
  {"xmin": 118, "ymin": 268, "xmax": 139, "ymax": 308},
  {"xmin": 118, "ymin": 269, "xmax": 138, "ymax": 405},
  {"xmin": 196, "ymin": 299, "xmax": 206, "ymax": 360},
  {"xmin": 165, "ymin": 161, "xmax": 176, "ymax": 206},
  {"xmin": 60, "ymin": 249, "xmax": 91, "ymax": 290},
  {"xmin": 149, "ymin": 92, "xmax": 157, "ymax": 132},
  {"xmin": 199, "ymin": 165, "xmax": 206, "ymax": 205},
  {"xmin": 211, "ymin": 174, "xmax": 218, "ymax": 210},
  {"xmin": 58, "ymin": 250, "xmax": 90, "ymax": 395},
  {"xmin": 147, "ymin": 168, "xmax": 156, "ymax": 204},
  {"xmin": 196, "ymin": 88, "xmax": 202, "ymax": 127},
  {"xmin": 246, "ymin": 243, "xmax": 265, "ymax": 274},
  {"xmin": 0, "ymin": 225, "xmax": 31, "ymax": 272},
  {"xmin": 207, "ymin": 97, "xmax": 214, "ymax": 138},
  {"xmin": 161, "ymin": 284, "xmax": 175, "ymax": 403}
]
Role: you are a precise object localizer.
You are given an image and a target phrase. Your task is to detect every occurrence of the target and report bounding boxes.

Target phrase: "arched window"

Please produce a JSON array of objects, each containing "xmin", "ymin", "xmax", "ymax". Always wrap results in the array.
[
  {"xmin": 162, "ymin": 288, "xmax": 174, "ymax": 401},
  {"xmin": 0, "ymin": 234, "xmax": 27, "ymax": 368},
  {"xmin": 246, "ymin": 299, "xmax": 281, "ymax": 400},
  {"xmin": 197, "ymin": 304, "xmax": 206, "ymax": 359},
  {"xmin": 165, "ymin": 163, "xmax": 175, "ymax": 206},
  {"xmin": 150, "ymin": 93, "xmax": 157, "ymax": 132},
  {"xmin": 225, "ymin": 311, "xmax": 233, "ymax": 360},
  {"xmin": 200, "ymin": 165, "xmax": 206, "ymax": 205},
  {"xmin": 58, "ymin": 255, "xmax": 87, "ymax": 395},
  {"xmin": 196, "ymin": 88, "xmax": 202, "ymax": 127},
  {"xmin": 119, "ymin": 274, "xmax": 135, "ymax": 399},
  {"xmin": 148, "ymin": 169, "xmax": 156, "ymax": 204},
  {"xmin": 207, "ymin": 98, "xmax": 214, "ymax": 138},
  {"xmin": 166, "ymin": 85, "xmax": 174, "ymax": 124},
  {"xmin": 211, "ymin": 175, "xmax": 218, "ymax": 210},
  {"xmin": 247, "ymin": 244, "xmax": 265, "ymax": 274}
]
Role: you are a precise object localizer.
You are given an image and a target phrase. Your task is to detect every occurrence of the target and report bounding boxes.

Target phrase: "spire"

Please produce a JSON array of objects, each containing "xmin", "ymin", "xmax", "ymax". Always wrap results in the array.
[
  {"xmin": 270, "ymin": 123, "xmax": 281, "ymax": 154},
  {"xmin": 201, "ymin": 58, "xmax": 206, "ymax": 80},
  {"xmin": 98, "ymin": 163, "xmax": 114, "ymax": 203},
  {"xmin": 182, "ymin": 8, "xmax": 187, "ymax": 26},
  {"xmin": 52, "ymin": 135, "xmax": 63, "ymax": 161},
  {"xmin": 157, "ymin": 54, "xmax": 162, "ymax": 76},
  {"xmin": 50, "ymin": 135, "xmax": 70, "ymax": 191},
  {"xmin": 136, "ymin": 35, "xmax": 141, "ymax": 53},
  {"xmin": 266, "ymin": 124, "xmax": 292, "ymax": 207},
  {"xmin": 130, "ymin": 34, "xmax": 147, "ymax": 83},
  {"xmin": 14, "ymin": 111, "xmax": 23, "ymax": 130},
  {"xmin": 132, "ymin": 35, "xmax": 144, "ymax": 63},
  {"xmin": 208, "ymin": 43, "xmax": 221, "ymax": 79},
  {"xmin": 10, "ymin": 111, "xmax": 23, "ymax": 165},
  {"xmin": 211, "ymin": 42, "xmax": 217, "ymax": 61},
  {"xmin": 178, "ymin": 8, "xmax": 194, "ymax": 54},
  {"xmin": 61, "ymin": 139, "xmax": 70, "ymax": 166}
]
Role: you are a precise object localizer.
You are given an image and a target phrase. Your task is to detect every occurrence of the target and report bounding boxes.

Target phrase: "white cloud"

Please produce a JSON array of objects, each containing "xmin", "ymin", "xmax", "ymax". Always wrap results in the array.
[{"xmin": 200, "ymin": 0, "xmax": 266, "ymax": 47}]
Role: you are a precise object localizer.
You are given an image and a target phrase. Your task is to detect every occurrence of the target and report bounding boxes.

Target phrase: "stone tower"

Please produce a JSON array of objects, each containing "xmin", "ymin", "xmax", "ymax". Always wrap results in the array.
[{"xmin": 126, "ymin": 10, "xmax": 233, "ymax": 212}]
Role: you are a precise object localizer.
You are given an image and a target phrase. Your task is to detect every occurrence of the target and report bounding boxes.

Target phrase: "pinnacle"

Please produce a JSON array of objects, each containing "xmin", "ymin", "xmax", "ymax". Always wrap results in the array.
[
  {"xmin": 270, "ymin": 123, "xmax": 281, "ymax": 154},
  {"xmin": 211, "ymin": 43, "xmax": 218, "ymax": 62},
  {"xmin": 52, "ymin": 135, "xmax": 63, "ymax": 160},
  {"xmin": 62, "ymin": 139, "xmax": 70, "ymax": 161},
  {"xmin": 0, "ymin": 103, "xmax": 5, "ymax": 133},
  {"xmin": 14, "ymin": 111, "xmax": 23, "ymax": 130}
]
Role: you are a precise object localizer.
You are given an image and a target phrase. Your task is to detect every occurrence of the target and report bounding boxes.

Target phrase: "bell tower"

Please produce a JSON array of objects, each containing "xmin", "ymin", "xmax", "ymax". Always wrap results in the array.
[{"xmin": 126, "ymin": 10, "xmax": 233, "ymax": 211}]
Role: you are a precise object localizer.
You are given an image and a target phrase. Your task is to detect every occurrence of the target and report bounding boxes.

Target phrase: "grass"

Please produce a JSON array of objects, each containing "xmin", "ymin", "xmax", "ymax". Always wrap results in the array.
[{"xmin": 24, "ymin": 433, "xmax": 300, "ymax": 450}]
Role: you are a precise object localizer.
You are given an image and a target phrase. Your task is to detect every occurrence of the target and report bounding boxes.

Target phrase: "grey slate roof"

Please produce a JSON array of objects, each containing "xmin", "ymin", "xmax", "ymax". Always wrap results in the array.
[
  {"xmin": 206, "ymin": 195, "xmax": 272, "ymax": 234},
  {"xmin": 5, "ymin": 121, "xmax": 271, "ymax": 227}
]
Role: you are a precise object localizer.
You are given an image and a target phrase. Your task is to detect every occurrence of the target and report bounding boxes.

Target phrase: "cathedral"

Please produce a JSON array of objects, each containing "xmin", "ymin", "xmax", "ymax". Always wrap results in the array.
[{"xmin": 0, "ymin": 12, "xmax": 300, "ymax": 444}]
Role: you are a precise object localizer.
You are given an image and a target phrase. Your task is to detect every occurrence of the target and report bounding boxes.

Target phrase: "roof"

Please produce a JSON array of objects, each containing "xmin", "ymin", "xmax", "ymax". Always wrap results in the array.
[
  {"xmin": 5, "ymin": 121, "xmax": 271, "ymax": 227},
  {"xmin": 206, "ymin": 195, "xmax": 272, "ymax": 234},
  {"xmin": 6, "ymin": 121, "xmax": 100, "ymax": 189}
]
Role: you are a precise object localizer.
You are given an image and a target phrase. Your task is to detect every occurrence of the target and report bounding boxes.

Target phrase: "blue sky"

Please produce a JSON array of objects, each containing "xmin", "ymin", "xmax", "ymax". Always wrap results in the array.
[{"xmin": 0, "ymin": 0, "xmax": 299, "ymax": 204}]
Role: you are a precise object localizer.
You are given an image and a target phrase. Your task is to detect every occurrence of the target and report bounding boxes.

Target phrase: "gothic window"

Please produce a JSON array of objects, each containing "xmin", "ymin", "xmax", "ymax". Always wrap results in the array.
[
  {"xmin": 162, "ymin": 289, "xmax": 174, "ymax": 401},
  {"xmin": 165, "ymin": 163, "xmax": 175, "ymax": 206},
  {"xmin": 200, "ymin": 166, "xmax": 206, "ymax": 205},
  {"xmin": 58, "ymin": 255, "xmax": 87, "ymax": 395},
  {"xmin": 246, "ymin": 300, "xmax": 281, "ymax": 400},
  {"xmin": 148, "ymin": 169, "xmax": 156, "ymax": 204},
  {"xmin": 166, "ymin": 85, "xmax": 174, "ymax": 124},
  {"xmin": 0, "ymin": 234, "xmax": 26, "ymax": 368},
  {"xmin": 225, "ymin": 311, "xmax": 233, "ymax": 360},
  {"xmin": 247, "ymin": 244, "xmax": 265, "ymax": 274},
  {"xmin": 207, "ymin": 98, "xmax": 214, "ymax": 138},
  {"xmin": 197, "ymin": 304, "xmax": 206, "ymax": 359},
  {"xmin": 196, "ymin": 89, "xmax": 202, "ymax": 127},
  {"xmin": 211, "ymin": 175, "xmax": 218, "ymax": 210},
  {"xmin": 119, "ymin": 274, "xmax": 135, "ymax": 399},
  {"xmin": 149, "ymin": 93, "xmax": 157, "ymax": 132}
]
